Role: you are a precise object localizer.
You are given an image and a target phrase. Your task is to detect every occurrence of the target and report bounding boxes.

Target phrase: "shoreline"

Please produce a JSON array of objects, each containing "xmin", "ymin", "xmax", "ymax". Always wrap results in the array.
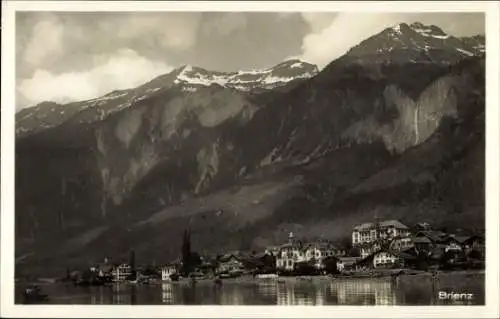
[
  {"xmin": 17, "ymin": 268, "xmax": 485, "ymax": 286},
  {"xmin": 138, "ymin": 269, "xmax": 486, "ymax": 285}
]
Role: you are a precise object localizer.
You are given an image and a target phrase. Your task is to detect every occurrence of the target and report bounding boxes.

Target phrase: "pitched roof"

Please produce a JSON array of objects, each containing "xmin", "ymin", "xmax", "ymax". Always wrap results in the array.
[
  {"xmin": 412, "ymin": 236, "xmax": 432, "ymax": 244},
  {"xmin": 99, "ymin": 265, "xmax": 113, "ymax": 273},
  {"xmin": 454, "ymin": 236, "xmax": 470, "ymax": 244},
  {"xmin": 353, "ymin": 220, "xmax": 408, "ymax": 231},
  {"xmin": 356, "ymin": 241, "xmax": 381, "ymax": 249},
  {"xmin": 398, "ymin": 252, "xmax": 417, "ymax": 260},
  {"xmin": 217, "ymin": 254, "xmax": 243, "ymax": 263},
  {"xmin": 305, "ymin": 242, "xmax": 333, "ymax": 250},
  {"xmin": 161, "ymin": 264, "xmax": 177, "ymax": 269},
  {"xmin": 441, "ymin": 235, "xmax": 462, "ymax": 244},
  {"xmin": 380, "ymin": 220, "xmax": 409, "ymax": 229},
  {"xmin": 415, "ymin": 230, "xmax": 447, "ymax": 242},
  {"xmin": 353, "ymin": 222, "xmax": 374, "ymax": 231},
  {"xmin": 338, "ymin": 257, "xmax": 361, "ymax": 266},
  {"xmin": 373, "ymin": 249, "xmax": 400, "ymax": 257},
  {"xmin": 279, "ymin": 242, "xmax": 303, "ymax": 249},
  {"xmin": 242, "ymin": 258, "xmax": 264, "ymax": 268},
  {"xmin": 401, "ymin": 247, "xmax": 418, "ymax": 257},
  {"xmin": 464, "ymin": 234, "xmax": 485, "ymax": 244}
]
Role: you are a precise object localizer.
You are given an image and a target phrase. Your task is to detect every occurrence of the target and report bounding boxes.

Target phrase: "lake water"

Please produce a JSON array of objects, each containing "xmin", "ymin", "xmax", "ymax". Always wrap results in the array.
[{"xmin": 17, "ymin": 272, "xmax": 484, "ymax": 305}]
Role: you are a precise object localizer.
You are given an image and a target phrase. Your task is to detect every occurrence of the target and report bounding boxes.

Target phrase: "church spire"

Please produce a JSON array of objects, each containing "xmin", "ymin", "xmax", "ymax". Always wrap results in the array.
[{"xmin": 374, "ymin": 211, "xmax": 381, "ymax": 240}]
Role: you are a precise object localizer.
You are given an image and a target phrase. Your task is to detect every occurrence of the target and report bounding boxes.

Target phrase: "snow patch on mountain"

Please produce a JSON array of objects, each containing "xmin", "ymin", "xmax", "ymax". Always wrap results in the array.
[
  {"xmin": 410, "ymin": 23, "xmax": 450, "ymax": 39},
  {"xmin": 172, "ymin": 60, "xmax": 318, "ymax": 91},
  {"xmin": 456, "ymin": 48, "xmax": 474, "ymax": 57},
  {"xmin": 16, "ymin": 60, "xmax": 317, "ymax": 137},
  {"xmin": 290, "ymin": 62, "xmax": 305, "ymax": 68},
  {"xmin": 349, "ymin": 22, "xmax": 485, "ymax": 64}
]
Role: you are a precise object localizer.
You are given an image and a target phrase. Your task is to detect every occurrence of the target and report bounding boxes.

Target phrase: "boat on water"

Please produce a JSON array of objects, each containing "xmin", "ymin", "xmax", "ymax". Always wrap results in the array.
[
  {"xmin": 255, "ymin": 273, "xmax": 279, "ymax": 280},
  {"xmin": 22, "ymin": 285, "xmax": 49, "ymax": 304}
]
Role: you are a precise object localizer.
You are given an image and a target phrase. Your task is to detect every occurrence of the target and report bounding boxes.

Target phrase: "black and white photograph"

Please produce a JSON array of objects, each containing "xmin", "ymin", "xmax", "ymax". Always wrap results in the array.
[{"xmin": 1, "ymin": 1, "xmax": 499, "ymax": 318}]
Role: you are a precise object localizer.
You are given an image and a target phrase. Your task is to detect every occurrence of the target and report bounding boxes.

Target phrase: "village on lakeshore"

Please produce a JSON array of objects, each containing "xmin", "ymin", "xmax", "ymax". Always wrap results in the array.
[{"xmin": 45, "ymin": 218, "xmax": 485, "ymax": 286}]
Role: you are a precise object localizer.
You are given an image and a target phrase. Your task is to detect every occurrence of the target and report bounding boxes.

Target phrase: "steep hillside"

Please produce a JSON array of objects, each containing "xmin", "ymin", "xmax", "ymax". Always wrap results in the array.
[{"xmin": 14, "ymin": 23, "xmax": 485, "ymax": 277}]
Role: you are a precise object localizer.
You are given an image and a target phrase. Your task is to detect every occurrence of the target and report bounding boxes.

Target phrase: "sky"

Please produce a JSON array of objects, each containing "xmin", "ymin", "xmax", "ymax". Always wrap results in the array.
[{"xmin": 16, "ymin": 12, "xmax": 485, "ymax": 109}]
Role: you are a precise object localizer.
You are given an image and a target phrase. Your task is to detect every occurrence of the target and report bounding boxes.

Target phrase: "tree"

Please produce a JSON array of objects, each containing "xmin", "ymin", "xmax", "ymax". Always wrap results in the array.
[
  {"xmin": 348, "ymin": 247, "xmax": 361, "ymax": 257},
  {"xmin": 65, "ymin": 267, "xmax": 71, "ymax": 281},
  {"xmin": 260, "ymin": 254, "xmax": 276, "ymax": 271},
  {"xmin": 294, "ymin": 261, "xmax": 317, "ymax": 276},
  {"xmin": 189, "ymin": 251, "xmax": 202, "ymax": 269},
  {"xmin": 440, "ymin": 250, "xmax": 458, "ymax": 270},
  {"xmin": 141, "ymin": 265, "xmax": 159, "ymax": 278},
  {"xmin": 181, "ymin": 228, "xmax": 193, "ymax": 275},
  {"xmin": 415, "ymin": 252, "xmax": 430, "ymax": 271},
  {"xmin": 129, "ymin": 250, "xmax": 136, "ymax": 271},
  {"xmin": 129, "ymin": 249, "xmax": 137, "ymax": 280},
  {"xmin": 339, "ymin": 237, "xmax": 352, "ymax": 251},
  {"xmin": 323, "ymin": 256, "xmax": 340, "ymax": 275},
  {"xmin": 468, "ymin": 249, "xmax": 482, "ymax": 260}
]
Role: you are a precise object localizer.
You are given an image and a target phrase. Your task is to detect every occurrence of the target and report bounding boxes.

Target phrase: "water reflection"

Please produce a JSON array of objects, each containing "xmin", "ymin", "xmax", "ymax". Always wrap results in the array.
[
  {"xmin": 89, "ymin": 286, "xmax": 106, "ymax": 305},
  {"xmin": 331, "ymin": 279, "xmax": 398, "ymax": 305},
  {"xmin": 21, "ymin": 273, "xmax": 484, "ymax": 305},
  {"xmin": 112, "ymin": 283, "xmax": 131, "ymax": 304},
  {"xmin": 162, "ymin": 283, "xmax": 174, "ymax": 304},
  {"xmin": 276, "ymin": 283, "xmax": 322, "ymax": 305},
  {"xmin": 256, "ymin": 282, "xmax": 277, "ymax": 296},
  {"xmin": 220, "ymin": 285, "xmax": 246, "ymax": 305}
]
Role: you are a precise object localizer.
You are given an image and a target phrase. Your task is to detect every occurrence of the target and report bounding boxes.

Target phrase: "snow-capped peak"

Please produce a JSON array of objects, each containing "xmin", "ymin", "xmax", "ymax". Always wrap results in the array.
[
  {"xmin": 347, "ymin": 21, "xmax": 485, "ymax": 64},
  {"xmin": 172, "ymin": 59, "xmax": 318, "ymax": 92},
  {"xmin": 182, "ymin": 64, "xmax": 193, "ymax": 73},
  {"xmin": 290, "ymin": 62, "xmax": 305, "ymax": 68},
  {"xmin": 392, "ymin": 24, "xmax": 402, "ymax": 34},
  {"xmin": 16, "ymin": 59, "xmax": 318, "ymax": 137},
  {"xmin": 409, "ymin": 22, "xmax": 450, "ymax": 39}
]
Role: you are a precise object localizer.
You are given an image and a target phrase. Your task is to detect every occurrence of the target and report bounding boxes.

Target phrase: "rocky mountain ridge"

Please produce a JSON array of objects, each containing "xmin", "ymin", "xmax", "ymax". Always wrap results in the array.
[
  {"xmin": 347, "ymin": 22, "xmax": 485, "ymax": 64},
  {"xmin": 14, "ymin": 22, "xmax": 485, "ymax": 276},
  {"xmin": 16, "ymin": 60, "xmax": 318, "ymax": 138}
]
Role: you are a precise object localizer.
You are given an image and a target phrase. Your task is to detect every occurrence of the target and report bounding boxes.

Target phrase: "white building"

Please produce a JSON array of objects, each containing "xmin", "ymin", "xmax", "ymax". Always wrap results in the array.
[
  {"xmin": 372, "ymin": 251, "xmax": 400, "ymax": 268},
  {"xmin": 359, "ymin": 242, "xmax": 381, "ymax": 259},
  {"xmin": 161, "ymin": 264, "xmax": 177, "ymax": 281},
  {"xmin": 352, "ymin": 220, "xmax": 411, "ymax": 246},
  {"xmin": 304, "ymin": 243, "xmax": 338, "ymax": 269},
  {"xmin": 216, "ymin": 255, "xmax": 245, "ymax": 275},
  {"xmin": 275, "ymin": 233, "xmax": 343, "ymax": 271},
  {"xmin": 112, "ymin": 264, "xmax": 132, "ymax": 282},
  {"xmin": 276, "ymin": 232, "xmax": 306, "ymax": 271},
  {"xmin": 336, "ymin": 261, "xmax": 345, "ymax": 272},
  {"xmin": 389, "ymin": 236, "xmax": 414, "ymax": 251},
  {"xmin": 264, "ymin": 246, "xmax": 281, "ymax": 256},
  {"xmin": 276, "ymin": 243, "xmax": 306, "ymax": 271}
]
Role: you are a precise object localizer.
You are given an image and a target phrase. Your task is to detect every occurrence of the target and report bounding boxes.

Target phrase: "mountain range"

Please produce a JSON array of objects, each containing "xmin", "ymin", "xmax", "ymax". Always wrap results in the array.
[{"xmin": 15, "ymin": 22, "xmax": 485, "ymax": 276}]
